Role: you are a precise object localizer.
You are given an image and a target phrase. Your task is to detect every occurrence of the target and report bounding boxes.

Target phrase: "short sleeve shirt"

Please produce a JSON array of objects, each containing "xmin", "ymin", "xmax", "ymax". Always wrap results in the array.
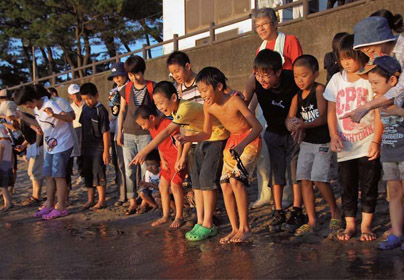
[
  {"xmin": 150, "ymin": 118, "xmax": 179, "ymax": 163},
  {"xmin": 172, "ymin": 100, "xmax": 229, "ymax": 141},
  {"xmin": 34, "ymin": 97, "xmax": 74, "ymax": 154},
  {"xmin": 323, "ymin": 71, "xmax": 375, "ymax": 162},
  {"xmin": 79, "ymin": 103, "xmax": 110, "ymax": 150}
]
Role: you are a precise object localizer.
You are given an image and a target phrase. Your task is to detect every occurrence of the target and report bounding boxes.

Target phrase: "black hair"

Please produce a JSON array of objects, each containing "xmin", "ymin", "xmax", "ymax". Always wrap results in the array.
[
  {"xmin": 254, "ymin": 49, "xmax": 283, "ymax": 73},
  {"xmin": 33, "ymin": 84, "xmax": 51, "ymax": 98},
  {"xmin": 145, "ymin": 149, "xmax": 160, "ymax": 162},
  {"xmin": 167, "ymin": 51, "xmax": 191, "ymax": 67},
  {"xmin": 48, "ymin": 87, "xmax": 58, "ymax": 97},
  {"xmin": 293, "ymin": 55, "xmax": 319, "ymax": 73},
  {"xmin": 371, "ymin": 9, "xmax": 404, "ymax": 33},
  {"xmin": 124, "ymin": 55, "xmax": 146, "ymax": 74},
  {"xmin": 80, "ymin": 83, "xmax": 98, "ymax": 96},
  {"xmin": 13, "ymin": 85, "xmax": 42, "ymax": 105},
  {"xmin": 337, "ymin": 34, "xmax": 369, "ymax": 67},
  {"xmin": 332, "ymin": 32, "xmax": 349, "ymax": 53},
  {"xmin": 369, "ymin": 65, "xmax": 402, "ymax": 83},
  {"xmin": 195, "ymin": 67, "xmax": 228, "ymax": 90},
  {"xmin": 134, "ymin": 105, "xmax": 158, "ymax": 120},
  {"xmin": 153, "ymin": 81, "xmax": 178, "ymax": 99}
]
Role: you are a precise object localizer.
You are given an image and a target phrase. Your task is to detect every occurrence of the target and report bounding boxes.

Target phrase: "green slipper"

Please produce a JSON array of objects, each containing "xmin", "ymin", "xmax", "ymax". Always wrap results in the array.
[
  {"xmin": 295, "ymin": 224, "xmax": 315, "ymax": 237},
  {"xmin": 185, "ymin": 224, "xmax": 201, "ymax": 239},
  {"xmin": 186, "ymin": 225, "xmax": 217, "ymax": 241}
]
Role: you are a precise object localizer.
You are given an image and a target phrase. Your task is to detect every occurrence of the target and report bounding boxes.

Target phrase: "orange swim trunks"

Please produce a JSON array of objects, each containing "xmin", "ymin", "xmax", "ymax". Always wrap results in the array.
[
  {"xmin": 220, "ymin": 130, "xmax": 261, "ymax": 186},
  {"xmin": 160, "ymin": 160, "xmax": 186, "ymax": 186}
]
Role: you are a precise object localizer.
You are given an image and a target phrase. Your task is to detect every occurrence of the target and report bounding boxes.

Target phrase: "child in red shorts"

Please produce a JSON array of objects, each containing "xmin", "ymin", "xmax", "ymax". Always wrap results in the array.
[{"xmin": 135, "ymin": 105, "xmax": 187, "ymax": 228}]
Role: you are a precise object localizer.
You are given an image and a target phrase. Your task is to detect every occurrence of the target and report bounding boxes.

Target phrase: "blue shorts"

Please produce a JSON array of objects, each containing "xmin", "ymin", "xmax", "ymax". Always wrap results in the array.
[{"xmin": 43, "ymin": 148, "xmax": 73, "ymax": 178}]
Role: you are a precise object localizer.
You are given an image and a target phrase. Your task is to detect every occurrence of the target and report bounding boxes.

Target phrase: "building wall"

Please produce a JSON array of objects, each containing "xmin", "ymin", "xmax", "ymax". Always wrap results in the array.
[{"xmin": 57, "ymin": 0, "xmax": 402, "ymax": 107}]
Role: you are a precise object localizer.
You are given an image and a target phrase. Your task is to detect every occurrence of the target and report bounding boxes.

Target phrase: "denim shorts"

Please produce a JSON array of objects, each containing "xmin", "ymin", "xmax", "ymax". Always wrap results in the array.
[{"xmin": 43, "ymin": 148, "xmax": 73, "ymax": 178}]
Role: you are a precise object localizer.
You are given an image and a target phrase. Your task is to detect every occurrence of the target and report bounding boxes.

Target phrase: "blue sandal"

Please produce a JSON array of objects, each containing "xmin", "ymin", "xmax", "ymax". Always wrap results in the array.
[{"xmin": 378, "ymin": 234, "xmax": 401, "ymax": 250}]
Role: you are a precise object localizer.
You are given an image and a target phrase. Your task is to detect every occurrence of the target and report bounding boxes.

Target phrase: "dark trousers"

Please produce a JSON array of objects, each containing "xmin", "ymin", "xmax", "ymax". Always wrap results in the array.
[
  {"xmin": 111, "ymin": 133, "xmax": 126, "ymax": 202},
  {"xmin": 338, "ymin": 156, "xmax": 381, "ymax": 217}
]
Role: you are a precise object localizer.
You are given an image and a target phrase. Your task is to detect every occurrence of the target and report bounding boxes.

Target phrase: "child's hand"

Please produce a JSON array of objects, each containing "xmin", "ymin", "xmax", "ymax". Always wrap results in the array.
[
  {"xmin": 367, "ymin": 141, "xmax": 380, "ymax": 161},
  {"xmin": 103, "ymin": 151, "xmax": 110, "ymax": 165},
  {"xmin": 380, "ymin": 105, "xmax": 404, "ymax": 117},
  {"xmin": 291, "ymin": 129, "xmax": 305, "ymax": 144},
  {"xmin": 130, "ymin": 150, "xmax": 146, "ymax": 165},
  {"xmin": 175, "ymin": 156, "xmax": 187, "ymax": 171},
  {"xmin": 330, "ymin": 135, "xmax": 343, "ymax": 152},
  {"xmin": 173, "ymin": 134, "xmax": 186, "ymax": 145},
  {"xmin": 161, "ymin": 158, "xmax": 169, "ymax": 170},
  {"xmin": 43, "ymin": 107, "xmax": 55, "ymax": 117}
]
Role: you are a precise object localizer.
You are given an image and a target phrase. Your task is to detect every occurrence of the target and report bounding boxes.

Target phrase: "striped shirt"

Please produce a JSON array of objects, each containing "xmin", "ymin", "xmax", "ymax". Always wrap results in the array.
[
  {"xmin": 178, "ymin": 80, "xmax": 203, "ymax": 104},
  {"xmin": 132, "ymin": 86, "xmax": 148, "ymax": 106}
]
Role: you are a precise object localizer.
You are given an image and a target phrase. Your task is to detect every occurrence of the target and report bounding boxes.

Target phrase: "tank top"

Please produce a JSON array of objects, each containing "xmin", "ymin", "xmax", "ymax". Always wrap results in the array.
[{"xmin": 297, "ymin": 83, "xmax": 330, "ymax": 144}]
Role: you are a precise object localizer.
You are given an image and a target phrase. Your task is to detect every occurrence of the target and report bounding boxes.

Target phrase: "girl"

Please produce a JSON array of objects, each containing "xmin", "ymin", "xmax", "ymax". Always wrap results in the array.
[
  {"xmin": 323, "ymin": 34, "xmax": 383, "ymax": 241},
  {"xmin": 0, "ymin": 124, "xmax": 13, "ymax": 211}
]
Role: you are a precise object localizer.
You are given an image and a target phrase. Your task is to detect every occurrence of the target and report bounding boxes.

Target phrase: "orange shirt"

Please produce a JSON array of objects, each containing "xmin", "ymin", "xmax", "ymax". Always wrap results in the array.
[
  {"xmin": 150, "ymin": 118, "xmax": 179, "ymax": 163},
  {"xmin": 256, "ymin": 34, "xmax": 303, "ymax": 70}
]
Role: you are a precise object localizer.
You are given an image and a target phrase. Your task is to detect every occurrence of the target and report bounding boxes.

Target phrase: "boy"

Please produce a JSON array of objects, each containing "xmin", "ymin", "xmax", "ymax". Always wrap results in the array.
[
  {"xmin": 286, "ymin": 55, "xmax": 342, "ymax": 236},
  {"xmin": 116, "ymin": 56, "xmax": 155, "ymax": 215},
  {"xmin": 14, "ymin": 85, "xmax": 75, "ymax": 220},
  {"xmin": 135, "ymin": 105, "xmax": 187, "ymax": 228},
  {"xmin": 244, "ymin": 49, "xmax": 304, "ymax": 232},
  {"xmin": 108, "ymin": 62, "xmax": 129, "ymax": 206},
  {"xmin": 131, "ymin": 81, "xmax": 229, "ymax": 240},
  {"xmin": 175, "ymin": 67, "xmax": 262, "ymax": 243},
  {"xmin": 138, "ymin": 150, "xmax": 161, "ymax": 214},
  {"xmin": 79, "ymin": 83, "xmax": 110, "ymax": 210},
  {"xmin": 167, "ymin": 51, "xmax": 203, "ymax": 104},
  {"xmin": 364, "ymin": 56, "xmax": 404, "ymax": 249}
]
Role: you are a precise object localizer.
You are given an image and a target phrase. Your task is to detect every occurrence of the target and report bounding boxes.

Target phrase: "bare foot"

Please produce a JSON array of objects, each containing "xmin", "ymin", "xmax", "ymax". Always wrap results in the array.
[
  {"xmin": 83, "ymin": 202, "xmax": 94, "ymax": 210},
  {"xmin": 170, "ymin": 218, "xmax": 184, "ymax": 228},
  {"xmin": 337, "ymin": 228, "xmax": 356, "ymax": 241},
  {"xmin": 92, "ymin": 202, "xmax": 107, "ymax": 210},
  {"xmin": 360, "ymin": 231, "xmax": 377, "ymax": 242},
  {"xmin": 230, "ymin": 230, "xmax": 252, "ymax": 243},
  {"xmin": 219, "ymin": 230, "xmax": 238, "ymax": 245},
  {"xmin": 152, "ymin": 216, "xmax": 171, "ymax": 227}
]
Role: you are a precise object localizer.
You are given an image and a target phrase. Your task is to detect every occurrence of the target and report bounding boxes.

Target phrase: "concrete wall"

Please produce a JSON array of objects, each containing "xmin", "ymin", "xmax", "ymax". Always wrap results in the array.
[{"xmin": 56, "ymin": 0, "xmax": 402, "ymax": 107}]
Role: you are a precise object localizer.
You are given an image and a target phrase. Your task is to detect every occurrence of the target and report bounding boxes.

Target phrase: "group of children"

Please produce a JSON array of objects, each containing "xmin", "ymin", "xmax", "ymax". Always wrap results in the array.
[{"xmin": 2, "ymin": 8, "xmax": 404, "ymax": 249}]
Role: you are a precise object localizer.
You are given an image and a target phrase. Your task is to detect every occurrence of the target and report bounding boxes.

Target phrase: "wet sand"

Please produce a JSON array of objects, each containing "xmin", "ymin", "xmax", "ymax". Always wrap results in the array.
[{"xmin": 0, "ymin": 160, "xmax": 402, "ymax": 279}]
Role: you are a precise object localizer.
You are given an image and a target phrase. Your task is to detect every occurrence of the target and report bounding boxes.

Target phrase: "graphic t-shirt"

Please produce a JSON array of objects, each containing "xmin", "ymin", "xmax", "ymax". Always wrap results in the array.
[
  {"xmin": 172, "ymin": 99, "xmax": 229, "ymax": 141},
  {"xmin": 34, "ymin": 97, "xmax": 74, "ymax": 154},
  {"xmin": 145, "ymin": 170, "xmax": 160, "ymax": 186},
  {"xmin": 150, "ymin": 118, "xmax": 179, "ymax": 164},
  {"xmin": 323, "ymin": 71, "xmax": 375, "ymax": 162},
  {"xmin": 381, "ymin": 91, "xmax": 404, "ymax": 162}
]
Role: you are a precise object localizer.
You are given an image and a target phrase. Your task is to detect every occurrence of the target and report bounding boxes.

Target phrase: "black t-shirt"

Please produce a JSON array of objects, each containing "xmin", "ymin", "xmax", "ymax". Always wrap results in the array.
[
  {"xmin": 79, "ymin": 103, "xmax": 110, "ymax": 150},
  {"xmin": 324, "ymin": 52, "xmax": 340, "ymax": 84},
  {"xmin": 21, "ymin": 113, "xmax": 43, "ymax": 146},
  {"xmin": 297, "ymin": 83, "xmax": 330, "ymax": 144},
  {"xmin": 255, "ymin": 70, "xmax": 298, "ymax": 135}
]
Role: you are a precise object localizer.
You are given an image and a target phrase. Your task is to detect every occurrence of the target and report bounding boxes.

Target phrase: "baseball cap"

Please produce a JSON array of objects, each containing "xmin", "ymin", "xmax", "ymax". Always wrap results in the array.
[
  {"xmin": 108, "ymin": 62, "xmax": 128, "ymax": 81},
  {"xmin": 68, "ymin": 84, "xmax": 80, "ymax": 95},
  {"xmin": 358, "ymin": 55, "xmax": 401, "ymax": 77}
]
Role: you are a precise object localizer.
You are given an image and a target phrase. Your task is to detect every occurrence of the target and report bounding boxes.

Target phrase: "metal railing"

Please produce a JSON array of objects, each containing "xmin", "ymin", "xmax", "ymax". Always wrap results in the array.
[{"xmin": 6, "ymin": 0, "xmax": 369, "ymax": 91}]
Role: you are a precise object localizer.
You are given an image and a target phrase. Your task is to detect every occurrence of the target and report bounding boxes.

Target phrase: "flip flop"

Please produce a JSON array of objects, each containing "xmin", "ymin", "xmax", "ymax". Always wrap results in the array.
[
  {"xmin": 22, "ymin": 196, "xmax": 41, "ymax": 207},
  {"xmin": 125, "ymin": 207, "xmax": 136, "ymax": 216},
  {"xmin": 33, "ymin": 206, "xmax": 54, "ymax": 218},
  {"xmin": 42, "ymin": 209, "xmax": 69, "ymax": 220},
  {"xmin": 329, "ymin": 218, "xmax": 343, "ymax": 232},
  {"xmin": 295, "ymin": 224, "xmax": 315, "ymax": 237}
]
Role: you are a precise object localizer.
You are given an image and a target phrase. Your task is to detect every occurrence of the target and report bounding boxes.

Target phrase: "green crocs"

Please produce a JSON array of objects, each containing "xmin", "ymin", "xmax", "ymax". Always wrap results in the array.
[
  {"xmin": 186, "ymin": 225, "xmax": 217, "ymax": 241},
  {"xmin": 185, "ymin": 224, "xmax": 201, "ymax": 239}
]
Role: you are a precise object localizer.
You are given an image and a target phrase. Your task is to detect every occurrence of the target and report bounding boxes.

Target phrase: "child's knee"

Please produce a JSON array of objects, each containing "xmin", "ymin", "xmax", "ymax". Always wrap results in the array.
[{"xmin": 388, "ymin": 183, "xmax": 403, "ymax": 200}]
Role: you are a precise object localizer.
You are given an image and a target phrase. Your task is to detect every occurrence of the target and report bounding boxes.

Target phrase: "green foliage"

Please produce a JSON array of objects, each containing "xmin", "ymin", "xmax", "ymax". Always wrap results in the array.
[{"xmin": 0, "ymin": 0, "xmax": 162, "ymax": 87}]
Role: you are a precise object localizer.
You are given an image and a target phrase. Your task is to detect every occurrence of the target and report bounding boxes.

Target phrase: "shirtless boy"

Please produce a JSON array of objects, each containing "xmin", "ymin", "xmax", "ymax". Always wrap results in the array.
[{"xmin": 176, "ymin": 67, "xmax": 262, "ymax": 243}]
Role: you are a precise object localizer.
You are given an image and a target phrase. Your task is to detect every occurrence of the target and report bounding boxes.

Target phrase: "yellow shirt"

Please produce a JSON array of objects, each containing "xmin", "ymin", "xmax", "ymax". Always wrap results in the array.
[{"xmin": 172, "ymin": 100, "xmax": 229, "ymax": 141}]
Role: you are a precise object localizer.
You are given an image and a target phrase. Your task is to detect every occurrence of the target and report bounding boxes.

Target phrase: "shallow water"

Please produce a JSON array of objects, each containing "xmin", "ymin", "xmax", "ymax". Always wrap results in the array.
[{"xmin": 1, "ymin": 217, "xmax": 403, "ymax": 279}]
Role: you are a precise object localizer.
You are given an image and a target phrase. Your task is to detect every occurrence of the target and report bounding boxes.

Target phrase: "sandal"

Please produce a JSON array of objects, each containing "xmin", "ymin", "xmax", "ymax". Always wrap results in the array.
[
  {"xmin": 125, "ymin": 207, "xmax": 136, "ymax": 216},
  {"xmin": 22, "ymin": 196, "xmax": 41, "ymax": 207},
  {"xmin": 329, "ymin": 218, "xmax": 343, "ymax": 232},
  {"xmin": 185, "ymin": 224, "xmax": 201, "ymax": 239},
  {"xmin": 42, "ymin": 209, "xmax": 68, "ymax": 220},
  {"xmin": 33, "ymin": 206, "xmax": 54, "ymax": 218},
  {"xmin": 295, "ymin": 224, "xmax": 315, "ymax": 237},
  {"xmin": 186, "ymin": 225, "xmax": 218, "ymax": 241},
  {"xmin": 136, "ymin": 206, "xmax": 147, "ymax": 214},
  {"xmin": 378, "ymin": 234, "xmax": 401, "ymax": 250}
]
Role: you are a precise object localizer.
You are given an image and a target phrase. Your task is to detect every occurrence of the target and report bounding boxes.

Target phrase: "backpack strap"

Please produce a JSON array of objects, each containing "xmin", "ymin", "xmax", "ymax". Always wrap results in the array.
[
  {"xmin": 125, "ymin": 81, "xmax": 133, "ymax": 106},
  {"xmin": 146, "ymin": 80, "xmax": 154, "ymax": 101}
]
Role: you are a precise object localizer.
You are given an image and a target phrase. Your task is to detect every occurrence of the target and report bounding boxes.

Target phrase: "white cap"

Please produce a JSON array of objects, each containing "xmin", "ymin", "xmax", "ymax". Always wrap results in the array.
[
  {"xmin": 0, "ymin": 124, "xmax": 8, "ymax": 138},
  {"xmin": 0, "ymin": 89, "xmax": 7, "ymax": 97},
  {"xmin": 68, "ymin": 84, "xmax": 80, "ymax": 95}
]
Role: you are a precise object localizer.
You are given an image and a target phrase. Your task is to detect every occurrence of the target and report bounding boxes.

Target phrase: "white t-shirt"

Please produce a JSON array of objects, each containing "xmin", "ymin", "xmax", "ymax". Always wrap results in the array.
[
  {"xmin": 70, "ymin": 100, "xmax": 84, "ymax": 128},
  {"xmin": 323, "ymin": 71, "xmax": 375, "ymax": 162},
  {"xmin": 34, "ymin": 97, "xmax": 74, "ymax": 154},
  {"xmin": 144, "ymin": 170, "xmax": 160, "ymax": 186}
]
